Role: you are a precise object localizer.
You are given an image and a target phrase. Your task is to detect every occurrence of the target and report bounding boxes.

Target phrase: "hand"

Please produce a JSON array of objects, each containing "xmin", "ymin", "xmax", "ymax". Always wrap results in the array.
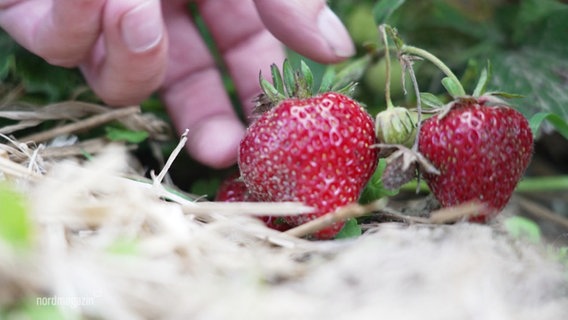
[{"xmin": 0, "ymin": 0, "xmax": 355, "ymax": 168}]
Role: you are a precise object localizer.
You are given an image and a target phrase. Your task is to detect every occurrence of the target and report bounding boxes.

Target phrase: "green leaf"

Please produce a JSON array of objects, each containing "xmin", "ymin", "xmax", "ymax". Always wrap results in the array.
[
  {"xmin": 359, "ymin": 159, "xmax": 399, "ymax": 204},
  {"xmin": 0, "ymin": 54, "xmax": 14, "ymax": 80},
  {"xmin": 282, "ymin": 59, "xmax": 296, "ymax": 97},
  {"xmin": 504, "ymin": 216, "xmax": 541, "ymax": 244},
  {"xmin": 11, "ymin": 46, "xmax": 85, "ymax": 102},
  {"xmin": 441, "ymin": 76, "xmax": 464, "ymax": 98},
  {"xmin": 191, "ymin": 177, "xmax": 221, "ymax": 200},
  {"xmin": 486, "ymin": 91, "xmax": 524, "ymax": 99},
  {"xmin": 472, "ymin": 61, "xmax": 491, "ymax": 97},
  {"xmin": 318, "ymin": 67, "xmax": 336, "ymax": 93},
  {"xmin": 270, "ymin": 63, "xmax": 285, "ymax": 95},
  {"xmin": 529, "ymin": 112, "xmax": 568, "ymax": 141},
  {"xmin": 551, "ymin": 246, "xmax": 568, "ymax": 268},
  {"xmin": 0, "ymin": 183, "xmax": 32, "ymax": 248},
  {"xmin": 105, "ymin": 127, "xmax": 149, "ymax": 143},
  {"xmin": 489, "ymin": 6, "xmax": 568, "ymax": 122},
  {"xmin": 300, "ymin": 60, "xmax": 314, "ymax": 93},
  {"xmin": 13, "ymin": 299, "xmax": 66, "ymax": 320},
  {"xmin": 334, "ymin": 218, "xmax": 362, "ymax": 239},
  {"xmin": 259, "ymin": 76, "xmax": 285, "ymax": 102},
  {"xmin": 372, "ymin": 0, "xmax": 405, "ymax": 25},
  {"xmin": 513, "ymin": 0, "xmax": 568, "ymax": 43},
  {"xmin": 107, "ymin": 238, "xmax": 139, "ymax": 255},
  {"xmin": 331, "ymin": 55, "xmax": 371, "ymax": 92},
  {"xmin": 419, "ymin": 92, "xmax": 445, "ymax": 108}
]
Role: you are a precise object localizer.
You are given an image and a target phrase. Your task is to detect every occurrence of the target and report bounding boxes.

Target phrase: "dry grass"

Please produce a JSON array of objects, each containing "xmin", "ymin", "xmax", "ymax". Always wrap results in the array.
[{"xmin": 0, "ymin": 103, "xmax": 567, "ymax": 319}]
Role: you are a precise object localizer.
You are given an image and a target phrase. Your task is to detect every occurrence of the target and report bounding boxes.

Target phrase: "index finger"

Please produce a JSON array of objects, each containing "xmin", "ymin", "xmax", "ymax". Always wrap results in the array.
[{"xmin": 0, "ymin": 0, "xmax": 105, "ymax": 67}]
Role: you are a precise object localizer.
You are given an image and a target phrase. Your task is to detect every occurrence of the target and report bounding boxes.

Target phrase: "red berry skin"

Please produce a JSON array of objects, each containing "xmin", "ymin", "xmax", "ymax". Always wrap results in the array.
[
  {"xmin": 215, "ymin": 174, "xmax": 292, "ymax": 231},
  {"xmin": 419, "ymin": 101, "xmax": 533, "ymax": 222},
  {"xmin": 215, "ymin": 174, "xmax": 254, "ymax": 202},
  {"xmin": 238, "ymin": 92, "xmax": 379, "ymax": 239}
]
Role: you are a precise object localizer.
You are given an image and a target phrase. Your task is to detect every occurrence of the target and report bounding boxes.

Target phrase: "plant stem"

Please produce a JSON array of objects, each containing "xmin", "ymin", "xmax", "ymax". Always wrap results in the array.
[
  {"xmin": 400, "ymin": 45, "xmax": 467, "ymax": 97},
  {"xmin": 514, "ymin": 176, "xmax": 568, "ymax": 193},
  {"xmin": 401, "ymin": 176, "xmax": 568, "ymax": 193},
  {"xmin": 379, "ymin": 25, "xmax": 395, "ymax": 110}
]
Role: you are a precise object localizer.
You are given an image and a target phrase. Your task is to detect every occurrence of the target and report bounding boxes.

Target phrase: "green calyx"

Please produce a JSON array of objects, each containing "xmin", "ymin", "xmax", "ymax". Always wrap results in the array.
[
  {"xmin": 375, "ymin": 107, "xmax": 417, "ymax": 147},
  {"xmin": 255, "ymin": 59, "xmax": 363, "ymax": 113}
]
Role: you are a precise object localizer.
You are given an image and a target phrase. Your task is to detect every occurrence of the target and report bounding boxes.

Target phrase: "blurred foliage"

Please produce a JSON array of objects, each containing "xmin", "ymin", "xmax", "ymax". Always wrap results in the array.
[
  {"xmin": 333, "ymin": 0, "xmax": 568, "ymax": 134},
  {"xmin": 0, "ymin": 29, "xmax": 91, "ymax": 103},
  {"xmin": 335, "ymin": 218, "xmax": 363, "ymax": 239},
  {"xmin": 0, "ymin": 183, "xmax": 32, "ymax": 249}
]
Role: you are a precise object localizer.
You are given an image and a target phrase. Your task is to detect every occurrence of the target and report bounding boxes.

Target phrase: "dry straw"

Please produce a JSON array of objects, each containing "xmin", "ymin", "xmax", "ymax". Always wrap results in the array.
[{"xmin": 0, "ymin": 105, "xmax": 566, "ymax": 319}]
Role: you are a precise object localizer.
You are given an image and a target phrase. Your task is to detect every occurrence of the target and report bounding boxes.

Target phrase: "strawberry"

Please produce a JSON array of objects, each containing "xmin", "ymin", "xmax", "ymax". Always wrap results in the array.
[
  {"xmin": 215, "ymin": 173, "xmax": 255, "ymax": 202},
  {"xmin": 418, "ymin": 98, "xmax": 533, "ymax": 222},
  {"xmin": 374, "ymin": 25, "xmax": 534, "ymax": 221},
  {"xmin": 215, "ymin": 173, "xmax": 291, "ymax": 231},
  {"xmin": 238, "ymin": 61, "xmax": 379, "ymax": 239}
]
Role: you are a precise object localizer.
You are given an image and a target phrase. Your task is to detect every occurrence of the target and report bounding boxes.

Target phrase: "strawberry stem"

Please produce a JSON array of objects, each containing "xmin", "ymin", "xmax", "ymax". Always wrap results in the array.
[
  {"xmin": 379, "ymin": 25, "xmax": 395, "ymax": 110},
  {"xmin": 402, "ymin": 176, "xmax": 568, "ymax": 193},
  {"xmin": 400, "ymin": 45, "xmax": 466, "ymax": 97}
]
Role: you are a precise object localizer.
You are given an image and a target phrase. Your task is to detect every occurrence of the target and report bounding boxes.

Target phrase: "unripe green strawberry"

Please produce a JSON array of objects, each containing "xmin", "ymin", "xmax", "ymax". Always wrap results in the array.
[
  {"xmin": 375, "ymin": 106, "xmax": 417, "ymax": 147},
  {"xmin": 238, "ymin": 61, "xmax": 379, "ymax": 239},
  {"xmin": 419, "ymin": 99, "xmax": 533, "ymax": 222}
]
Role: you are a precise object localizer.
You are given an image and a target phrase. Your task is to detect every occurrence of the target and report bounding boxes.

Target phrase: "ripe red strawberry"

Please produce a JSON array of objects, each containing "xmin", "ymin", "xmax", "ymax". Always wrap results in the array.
[
  {"xmin": 419, "ymin": 98, "xmax": 533, "ymax": 222},
  {"xmin": 238, "ymin": 61, "xmax": 379, "ymax": 239},
  {"xmin": 215, "ymin": 174, "xmax": 292, "ymax": 231}
]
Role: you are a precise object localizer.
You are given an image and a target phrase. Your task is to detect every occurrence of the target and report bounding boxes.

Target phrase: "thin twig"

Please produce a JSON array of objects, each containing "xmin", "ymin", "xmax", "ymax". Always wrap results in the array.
[
  {"xmin": 519, "ymin": 197, "xmax": 568, "ymax": 230},
  {"xmin": 152, "ymin": 129, "xmax": 188, "ymax": 186},
  {"xmin": 20, "ymin": 106, "xmax": 140, "ymax": 143},
  {"xmin": 186, "ymin": 201, "xmax": 313, "ymax": 216},
  {"xmin": 285, "ymin": 199, "xmax": 388, "ymax": 238},
  {"xmin": 428, "ymin": 201, "xmax": 486, "ymax": 224},
  {"xmin": 38, "ymin": 138, "xmax": 109, "ymax": 159},
  {"xmin": 368, "ymin": 207, "xmax": 430, "ymax": 224}
]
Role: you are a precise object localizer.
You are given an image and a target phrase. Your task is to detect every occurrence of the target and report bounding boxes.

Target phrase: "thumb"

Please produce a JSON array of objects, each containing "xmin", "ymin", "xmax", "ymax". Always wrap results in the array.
[{"xmin": 253, "ymin": 0, "xmax": 355, "ymax": 63}]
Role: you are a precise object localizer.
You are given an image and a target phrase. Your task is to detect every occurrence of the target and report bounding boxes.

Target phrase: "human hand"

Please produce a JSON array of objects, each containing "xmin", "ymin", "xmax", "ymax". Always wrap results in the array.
[{"xmin": 0, "ymin": 0, "xmax": 355, "ymax": 168}]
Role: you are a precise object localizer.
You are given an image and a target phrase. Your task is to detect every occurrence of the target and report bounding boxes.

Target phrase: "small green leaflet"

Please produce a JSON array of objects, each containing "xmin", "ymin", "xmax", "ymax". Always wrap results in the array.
[
  {"xmin": 14, "ymin": 299, "xmax": 66, "ymax": 320},
  {"xmin": 106, "ymin": 238, "xmax": 139, "ymax": 255},
  {"xmin": 441, "ymin": 77, "xmax": 464, "ymax": 98},
  {"xmin": 335, "ymin": 218, "xmax": 362, "ymax": 239},
  {"xmin": 504, "ymin": 216, "xmax": 541, "ymax": 244},
  {"xmin": 359, "ymin": 159, "xmax": 399, "ymax": 204},
  {"xmin": 372, "ymin": 0, "xmax": 405, "ymax": 25},
  {"xmin": 529, "ymin": 112, "xmax": 568, "ymax": 141},
  {"xmin": 0, "ymin": 183, "xmax": 32, "ymax": 248},
  {"xmin": 105, "ymin": 127, "xmax": 149, "ymax": 143},
  {"xmin": 472, "ymin": 62, "xmax": 491, "ymax": 97},
  {"xmin": 419, "ymin": 92, "xmax": 445, "ymax": 108}
]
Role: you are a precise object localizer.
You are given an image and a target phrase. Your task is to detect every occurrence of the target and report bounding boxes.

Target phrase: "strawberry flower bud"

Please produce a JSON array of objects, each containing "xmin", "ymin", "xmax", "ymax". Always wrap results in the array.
[{"xmin": 375, "ymin": 106, "xmax": 417, "ymax": 147}]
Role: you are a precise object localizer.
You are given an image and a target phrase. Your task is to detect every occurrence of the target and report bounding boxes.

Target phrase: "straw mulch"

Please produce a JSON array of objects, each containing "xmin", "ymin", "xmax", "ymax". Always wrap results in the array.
[{"xmin": 0, "ymin": 104, "xmax": 567, "ymax": 319}]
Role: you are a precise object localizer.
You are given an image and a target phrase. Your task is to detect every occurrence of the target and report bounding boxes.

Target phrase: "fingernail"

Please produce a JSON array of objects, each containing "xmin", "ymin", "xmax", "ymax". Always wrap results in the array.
[
  {"xmin": 317, "ymin": 6, "xmax": 355, "ymax": 58},
  {"xmin": 121, "ymin": 0, "xmax": 163, "ymax": 53}
]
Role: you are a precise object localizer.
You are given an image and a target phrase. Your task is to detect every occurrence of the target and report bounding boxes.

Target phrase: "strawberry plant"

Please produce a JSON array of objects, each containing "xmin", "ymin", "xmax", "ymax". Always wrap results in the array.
[
  {"xmin": 378, "ymin": 25, "xmax": 534, "ymax": 222},
  {"xmin": 238, "ymin": 61, "xmax": 379, "ymax": 239}
]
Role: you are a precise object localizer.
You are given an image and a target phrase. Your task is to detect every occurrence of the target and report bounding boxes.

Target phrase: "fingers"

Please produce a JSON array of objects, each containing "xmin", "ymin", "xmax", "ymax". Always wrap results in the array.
[
  {"xmin": 160, "ymin": 3, "xmax": 244, "ymax": 169},
  {"xmin": 253, "ymin": 0, "xmax": 355, "ymax": 63},
  {"xmin": 197, "ymin": 0, "xmax": 286, "ymax": 118},
  {"xmin": 80, "ymin": 0, "xmax": 168, "ymax": 106},
  {"xmin": 0, "ymin": 0, "xmax": 105, "ymax": 66}
]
